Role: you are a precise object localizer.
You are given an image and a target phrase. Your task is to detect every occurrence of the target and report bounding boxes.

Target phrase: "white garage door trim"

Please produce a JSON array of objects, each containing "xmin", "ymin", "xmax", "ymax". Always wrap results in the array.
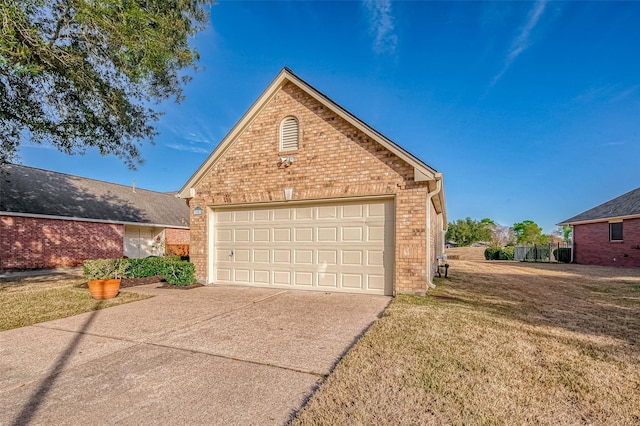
[{"xmin": 207, "ymin": 198, "xmax": 394, "ymax": 295}]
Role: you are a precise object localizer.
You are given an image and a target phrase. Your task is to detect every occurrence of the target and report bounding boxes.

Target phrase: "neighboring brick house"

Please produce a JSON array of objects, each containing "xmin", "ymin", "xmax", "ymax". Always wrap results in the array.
[
  {"xmin": 559, "ymin": 187, "xmax": 640, "ymax": 267},
  {"xmin": 0, "ymin": 164, "xmax": 190, "ymax": 270},
  {"xmin": 179, "ymin": 68, "xmax": 447, "ymax": 296}
]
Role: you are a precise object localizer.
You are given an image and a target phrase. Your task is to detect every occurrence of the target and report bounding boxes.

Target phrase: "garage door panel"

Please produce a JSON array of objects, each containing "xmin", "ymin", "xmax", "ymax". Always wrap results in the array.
[
  {"xmin": 216, "ymin": 249, "xmax": 231, "ymax": 262},
  {"xmin": 368, "ymin": 275, "xmax": 385, "ymax": 290},
  {"xmin": 273, "ymin": 271, "xmax": 291, "ymax": 285},
  {"xmin": 342, "ymin": 250, "xmax": 363, "ymax": 266},
  {"xmin": 235, "ymin": 211, "xmax": 251, "ymax": 222},
  {"xmin": 342, "ymin": 204, "xmax": 363, "ymax": 218},
  {"xmin": 318, "ymin": 206, "xmax": 338, "ymax": 219},
  {"xmin": 295, "ymin": 207, "xmax": 314, "ymax": 220},
  {"xmin": 253, "ymin": 249, "xmax": 270, "ymax": 263},
  {"xmin": 273, "ymin": 228, "xmax": 291, "ymax": 242},
  {"xmin": 235, "ymin": 249, "xmax": 250, "ymax": 262},
  {"xmin": 254, "ymin": 270, "xmax": 270, "ymax": 284},
  {"xmin": 212, "ymin": 200, "xmax": 393, "ymax": 295},
  {"xmin": 318, "ymin": 250, "xmax": 337, "ymax": 265},
  {"xmin": 254, "ymin": 210, "xmax": 270, "ymax": 221},
  {"xmin": 294, "ymin": 272, "xmax": 313, "ymax": 286},
  {"xmin": 235, "ymin": 229, "xmax": 250, "ymax": 242},
  {"xmin": 368, "ymin": 251, "xmax": 383, "ymax": 266},
  {"xmin": 253, "ymin": 228, "xmax": 270, "ymax": 242},
  {"xmin": 274, "ymin": 209, "xmax": 291, "ymax": 221},
  {"xmin": 217, "ymin": 229, "xmax": 232, "ymax": 242},
  {"xmin": 367, "ymin": 226, "xmax": 385, "ymax": 241},
  {"xmin": 317, "ymin": 227, "xmax": 337, "ymax": 242},
  {"xmin": 318, "ymin": 273, "xmax": 337, "ymax": 288},
  {"xmin": 294, "ymin": 228, "xmax": 313, "ymax": 242},
  {"xmin": 342, "ymin": 227, "xmax": 363, "ymax": 241},
  {"xmin": 234, "ymin": 269, "xmax": 250, "ymax": 283},
  {"xmin": 342, "ymin": 274, "xmax": 362, "ymax": 289},
  {"xmin": 216, "ymin": 269, "xmax": 231, "ymax": 282},
  {"xmin": 294, "ymin": 250, "xmax": 313, "ymax": 264}
]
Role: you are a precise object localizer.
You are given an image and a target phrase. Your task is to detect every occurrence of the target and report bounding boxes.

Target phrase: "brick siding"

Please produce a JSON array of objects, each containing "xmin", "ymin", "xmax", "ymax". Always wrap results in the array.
[
  {"xmin": 574, "ymin": 218, "xmax": 640, "ymax": 267},
  {"xmin": 165, "ymin": 228, "xmax": 190, "ymax": 245},
  {"xmin": 188, "ymin": 82, "xmax": 441, "ymax": 294},
  {"xmin": 0, "ymin": 215, "xmax": 124, "ymax": 269}
]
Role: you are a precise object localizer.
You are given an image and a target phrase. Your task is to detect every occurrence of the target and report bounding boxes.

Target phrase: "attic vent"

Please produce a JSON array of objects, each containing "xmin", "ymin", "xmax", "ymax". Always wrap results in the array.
[{"xmin": 280, "ymin": 117, "xmax": 299, "ymax": 151}]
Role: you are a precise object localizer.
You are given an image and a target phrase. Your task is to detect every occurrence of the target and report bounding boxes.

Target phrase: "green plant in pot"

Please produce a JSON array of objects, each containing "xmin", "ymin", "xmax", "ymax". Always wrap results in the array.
[{"xmin": 84, "ymin": 259, "xmax": 129, "ymax": 299}]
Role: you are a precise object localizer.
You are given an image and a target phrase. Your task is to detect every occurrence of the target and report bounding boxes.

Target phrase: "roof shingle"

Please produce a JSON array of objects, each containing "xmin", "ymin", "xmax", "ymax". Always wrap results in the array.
[
  {"xmin": 559, "ymin": 187, "xmax": 640, "ymax": 225},
  {"xmin": 0, "ymin": 164, "xmax": 189, "ymax": 228}
]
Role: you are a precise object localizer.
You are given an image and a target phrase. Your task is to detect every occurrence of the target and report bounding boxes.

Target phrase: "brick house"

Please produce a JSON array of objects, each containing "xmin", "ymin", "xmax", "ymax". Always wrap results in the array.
[
  {"xmin": 0, "ymin": 164, "xmax": 190, "ymax": 270},
  {"xmin": 559, "ymin": 187, "xmax": 640, "ymax": 267},
  {"xmin": 179, "ymin": 68, "xmax": 447, "ymax": 295}
]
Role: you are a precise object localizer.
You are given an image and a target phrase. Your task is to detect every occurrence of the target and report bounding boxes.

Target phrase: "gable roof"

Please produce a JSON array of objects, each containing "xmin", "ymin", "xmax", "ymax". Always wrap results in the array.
[
  {"xmin": 559, "ymin": 186, "xmax": 640, "ymax": 225},
  {"xmin": 0, "ymin": 164, "xmax": 189, "ymax": 228},
  {"xmin": 179, "ymin": 68, "xmax": 445, "ymax": 212}
]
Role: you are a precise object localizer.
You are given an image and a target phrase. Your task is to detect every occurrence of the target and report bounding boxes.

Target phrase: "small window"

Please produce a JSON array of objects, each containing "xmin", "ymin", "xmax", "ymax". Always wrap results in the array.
[
  {"xmin": 280, "ymin": 117, "xmax": 299, "ymax": 151},
  {"xmin": 610, "ymin": 222, "xmax": 623, "ymax": 241}
]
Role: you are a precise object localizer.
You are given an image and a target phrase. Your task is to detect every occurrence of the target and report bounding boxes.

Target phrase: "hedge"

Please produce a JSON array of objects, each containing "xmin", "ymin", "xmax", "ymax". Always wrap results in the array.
[
  {"xmin": 553, "ymin": 247, "xmax": 572, "ymax": 263},
  {"xmin": 84, "ymin": 256, "xmax": 196, "ymax": 286},
  {"xmin": 484, "ymin": 246, "xmax": 514, "ymax": 261}
]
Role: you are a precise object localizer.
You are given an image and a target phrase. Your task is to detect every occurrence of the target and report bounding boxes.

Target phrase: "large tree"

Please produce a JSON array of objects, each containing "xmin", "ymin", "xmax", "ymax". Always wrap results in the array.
[
  {"xmin": 513, "ymin": 220, "xmax": 548, "ymax": 245},
  {"xmin": 446, "ymin": 217, "xmax": 494, "ymax": 247},
  {"xmin": 0, "ymin": 0, "xmax": 212, "ymax": 168}
]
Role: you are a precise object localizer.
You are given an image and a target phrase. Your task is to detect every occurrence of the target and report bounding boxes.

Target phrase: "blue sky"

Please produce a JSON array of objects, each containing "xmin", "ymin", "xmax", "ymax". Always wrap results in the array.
[{"xmin": 17, "ymin": 1, "xmax": 640, "ymax": 233}]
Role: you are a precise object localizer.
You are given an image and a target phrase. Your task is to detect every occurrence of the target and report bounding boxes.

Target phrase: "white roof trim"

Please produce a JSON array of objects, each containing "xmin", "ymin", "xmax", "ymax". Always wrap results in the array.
[
  {"xmin": 179, "ymin": 68, "xmax": 439, "ymax": 199},
  {"xmin": 558, "ymin": 213, "xmax": 640, "ymax": 227},
  {"xmin": 0, "ymin": 211, "xmax": 189, "ymax": 229}
]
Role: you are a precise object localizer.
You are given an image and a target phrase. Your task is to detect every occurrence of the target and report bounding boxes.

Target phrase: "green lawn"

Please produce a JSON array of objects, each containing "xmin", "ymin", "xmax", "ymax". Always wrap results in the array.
[
  {"xmin": 293, "ymin": 260, "xmax": 640, "ymax": 425},
  {"xmin": 0, "ymin": 273, "xmax": 151, "ymax": 331}
]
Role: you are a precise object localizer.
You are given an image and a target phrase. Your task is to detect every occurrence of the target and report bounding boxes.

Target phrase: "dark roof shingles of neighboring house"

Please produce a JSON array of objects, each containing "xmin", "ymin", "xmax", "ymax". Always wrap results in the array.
[
  {"xmin": 0, "ymin": 164, "xmax": 189, "ymax": 227},
  {"xmin": 560, "ymin": 187, "xmax": 640, "ymax": 224}
]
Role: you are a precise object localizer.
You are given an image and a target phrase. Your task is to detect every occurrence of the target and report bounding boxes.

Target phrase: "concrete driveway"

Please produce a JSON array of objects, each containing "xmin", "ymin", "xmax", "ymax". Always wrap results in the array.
[{"xmin": 0, "ymin": 285, "xmax": 390, "ymax": 425}]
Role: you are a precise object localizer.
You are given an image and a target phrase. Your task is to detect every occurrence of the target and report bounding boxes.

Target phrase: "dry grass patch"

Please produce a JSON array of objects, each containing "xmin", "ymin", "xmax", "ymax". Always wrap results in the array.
[
  {"xmin": 292, "ymin": 260, "xmax": 640, "ymax": 425},
  {"xmin": 0, "ymin": 273, "xmax": 151, "ymax": 331}
]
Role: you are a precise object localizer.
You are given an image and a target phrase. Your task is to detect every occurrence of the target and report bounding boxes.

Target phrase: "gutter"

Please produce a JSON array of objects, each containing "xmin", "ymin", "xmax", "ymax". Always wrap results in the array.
[{"xmin": 426, "ymin": 174, "xmax": 443, "ymax": 290}]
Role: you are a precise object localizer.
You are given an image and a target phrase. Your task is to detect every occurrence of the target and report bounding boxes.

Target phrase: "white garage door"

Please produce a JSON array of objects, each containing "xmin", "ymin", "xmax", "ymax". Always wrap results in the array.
[{"xmin": 211, "ymin": 199, "xmax": 394, "ymax": 295}]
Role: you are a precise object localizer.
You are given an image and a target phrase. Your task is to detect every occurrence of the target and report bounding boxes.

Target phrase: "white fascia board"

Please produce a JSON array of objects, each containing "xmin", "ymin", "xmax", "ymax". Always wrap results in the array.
[
  {"xmin": 178, "ymin": 71, "xmax": 289, "ymax": 199},
  {"xmin": 286, "ymin": 71, "xmax": 438, "ymax": 182},
  {"xmin": 178, "ymin": 68, "xmax": 439, "ymax": 198},
  {"xmin": 0, "ymin": 211, "xmax": 189, "ymax": 229},
  {"xmin": 558, "ymin": 213, "xmax": 640, "ymax": 227}
]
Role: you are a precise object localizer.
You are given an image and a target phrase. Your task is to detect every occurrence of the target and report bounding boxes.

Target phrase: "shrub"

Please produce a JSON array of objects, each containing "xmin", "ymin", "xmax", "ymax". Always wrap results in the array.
[
  {"xmin": 499, "ymin": 246, "xmax": 515, "ymax": 260},
  {"xmin": 86, "ymin": 257, "xmax": 196, "ymax": 285},
  {"xmin": 484, "ymin": 246, "xmax": 514, "ymax": 261},
  {"xmin": 125, "ymin": 257, "xmax": 167, "ymax": 278},
  {"xmin": 553, "ymin": 248, "xmax": 572, "ymax": 263},
  {"xmin": 162, "ymin": 261, "xmax": 196, "ymax": 286},
  {"xmin": 484, "ymin": 246, "xmax": 499, "ymax": 260},
  {"xmin": 84, "ymin": 259, "xmax": 129, "ymax": 280}
]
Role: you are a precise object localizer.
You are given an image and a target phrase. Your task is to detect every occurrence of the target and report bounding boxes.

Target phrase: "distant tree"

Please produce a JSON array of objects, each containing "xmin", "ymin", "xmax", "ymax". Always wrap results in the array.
[
  {"xmin": 0, "ymin": 0, "xmax": 213, "ymax": 168},
  {"xmin": 562, "ymin": 225, "xmax": 573, "ymax": 243},
  {"xmin": 446, "ymin": 217, "xmax": 493, "ymax": 247},
  {"xmin": 513, "ymin": 220, "xmax": 547, "ymax": 245},
  {"xmin": 490, "ymin": 223, "xmax": 515, "ymax": 247}
]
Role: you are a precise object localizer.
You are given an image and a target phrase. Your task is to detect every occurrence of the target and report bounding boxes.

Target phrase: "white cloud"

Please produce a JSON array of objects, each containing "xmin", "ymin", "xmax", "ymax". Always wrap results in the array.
[
  {"xmin": 489, "ymin": 0, "xmax": 547, "ymax": 87},
  {"xmin": 165, "ymin": 143, "xmax": 210, "ymax": 154},
  {"xmin": 364, "ymin": 0, "xmax": 398, "ymax": 55}
]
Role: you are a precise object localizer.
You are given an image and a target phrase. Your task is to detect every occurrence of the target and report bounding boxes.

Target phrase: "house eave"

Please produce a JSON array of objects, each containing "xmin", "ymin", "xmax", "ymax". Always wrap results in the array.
[
  {"xmin": 179, "ymin": 67, "xmax": 439, "ymax": 199},
  {"xmin": 0, "ymin": 211, "xmax": 189, "ymax": 229},
  {"xmin": 558, "ymin": 213, "xmax": 640, "ymax": 227}
]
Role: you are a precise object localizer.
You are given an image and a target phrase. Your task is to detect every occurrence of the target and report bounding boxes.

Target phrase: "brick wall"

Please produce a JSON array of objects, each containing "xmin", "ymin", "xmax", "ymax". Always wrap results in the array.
[
  {"xmin": 0, "ymin": 215, "xmax": 124, "ymax": 269},
  {"xmin": 165, "ymin": 228, "xmax": 190, "ymax": 245},
  {"xmin": 574, "ymin": 218, "xmax": 640, "ymax": 267},
  {"xmin": 188, "ymin": 82, "xmax": 441, "ymax": 294}
]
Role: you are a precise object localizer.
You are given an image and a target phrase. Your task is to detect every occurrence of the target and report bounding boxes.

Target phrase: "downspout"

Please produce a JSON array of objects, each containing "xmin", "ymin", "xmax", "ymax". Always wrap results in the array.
[
  {"xmin": 426, "ymin": 175, "xmax": 443, "ymax": 289},
  {"xmin": 570, "ymin": 225, "xmax": 575, "ymax": 263}
]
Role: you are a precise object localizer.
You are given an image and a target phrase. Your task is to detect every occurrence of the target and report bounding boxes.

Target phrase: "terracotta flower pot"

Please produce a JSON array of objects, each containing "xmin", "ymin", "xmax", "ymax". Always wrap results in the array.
[{"xmin": 88, "ymin": 279, "xmax": 121, "ymax": 300}]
